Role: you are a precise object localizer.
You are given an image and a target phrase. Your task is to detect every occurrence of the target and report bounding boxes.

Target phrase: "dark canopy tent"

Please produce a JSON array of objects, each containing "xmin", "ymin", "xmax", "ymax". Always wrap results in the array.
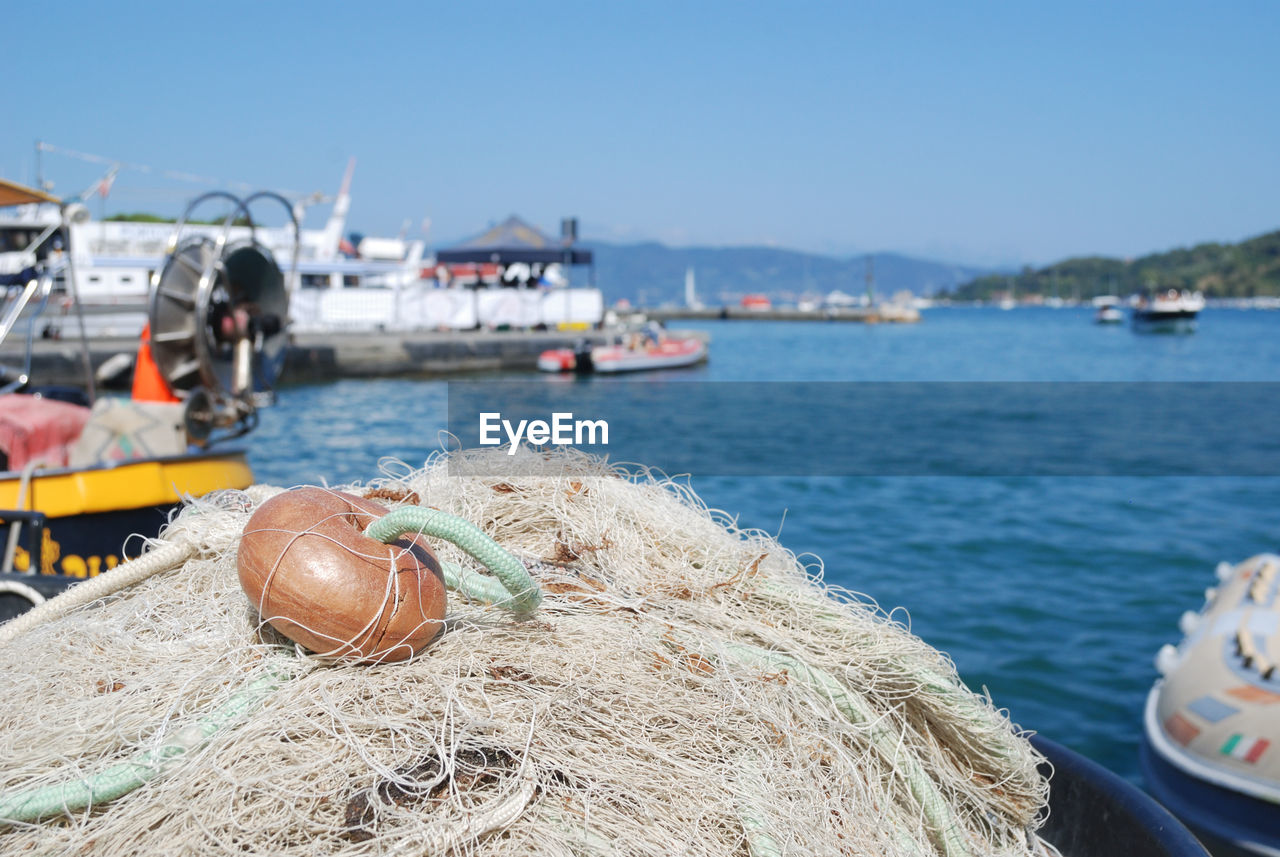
[{"xmin": 436, "ymin": 215, "xmax": 594, "ymax": 267}]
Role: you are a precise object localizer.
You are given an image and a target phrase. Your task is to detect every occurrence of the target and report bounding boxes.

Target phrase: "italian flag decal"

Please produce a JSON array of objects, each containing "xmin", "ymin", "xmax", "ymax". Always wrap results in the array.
[{"xmin": 1220, "ymin": 734, "xmax": 1270, "ymax": 764}]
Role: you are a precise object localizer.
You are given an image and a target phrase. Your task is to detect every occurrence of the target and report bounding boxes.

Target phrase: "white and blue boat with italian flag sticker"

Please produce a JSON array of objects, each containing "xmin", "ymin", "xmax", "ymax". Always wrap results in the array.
[{"xmin": 1142, "ymin": 554, "xmax": 1280, "ymax": 857}]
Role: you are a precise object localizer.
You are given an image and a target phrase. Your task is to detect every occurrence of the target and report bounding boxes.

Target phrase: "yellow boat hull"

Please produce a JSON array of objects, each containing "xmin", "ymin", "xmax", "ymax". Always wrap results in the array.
[{"xmin": 0, "ymin": 451, "xmax": 252, "ymax": 578}]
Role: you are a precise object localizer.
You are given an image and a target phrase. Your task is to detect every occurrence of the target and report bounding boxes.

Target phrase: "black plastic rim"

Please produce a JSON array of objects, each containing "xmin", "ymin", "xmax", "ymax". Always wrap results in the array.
[{"xmin": 1032, "ymin": 734, "xmax": 1208, "ymax": 857}]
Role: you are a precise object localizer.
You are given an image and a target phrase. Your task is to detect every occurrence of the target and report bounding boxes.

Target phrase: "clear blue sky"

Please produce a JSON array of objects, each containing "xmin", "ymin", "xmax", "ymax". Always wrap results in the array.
[{"xmin": 6, "ymin": 1, "xmax": 1277, "ymax": 266}]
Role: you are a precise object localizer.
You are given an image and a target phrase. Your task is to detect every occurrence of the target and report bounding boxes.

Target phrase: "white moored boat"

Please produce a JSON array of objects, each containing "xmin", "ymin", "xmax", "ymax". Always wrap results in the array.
[
  {"xmin": 0, "ymin": 180, "xmax": 290, "ymax": 619},
  {"xmin": 1, "ymin": 157, "xmax": 425, "ymax": 339},
  {"xmin": 589, "ymin": 336, "xmax": 707, "ymax": 373},
  {"xmin": 1132, "ymin": 289, "xmax": 1205, "ymax": 333},
  {"xmin": 2, "ymin": 157, "xmax": 608, "ymax": 339},
  {"xmin": 1096, "ymin": 305, "xmax": 1124, "ymax": 324},
  {"xmin": 1142, "ymin": 554, "xmax": 1280, "ymax": 857},
  {"xmin": 538, "ymin": 327, "xmax": 706, "ymax": 374},
  {"xmin": 1093, "ymin": 295, "xmax": 1124, "ymax": 324}
]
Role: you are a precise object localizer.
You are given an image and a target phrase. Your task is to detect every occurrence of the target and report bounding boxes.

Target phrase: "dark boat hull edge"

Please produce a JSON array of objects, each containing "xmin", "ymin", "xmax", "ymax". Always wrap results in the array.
[
  {"xmin": 1032, "ymin": 734, "xmax": 1209, "ymax": 857},
  {"xmin": 1132, "ymin": 310, "xmax": 1199, "ymax": 334}
]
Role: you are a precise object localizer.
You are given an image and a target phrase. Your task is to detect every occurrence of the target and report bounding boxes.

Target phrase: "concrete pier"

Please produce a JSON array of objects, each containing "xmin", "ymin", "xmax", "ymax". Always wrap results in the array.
[
  {"xmin": 282, "ymin": 328, "xmax": 622, "ymax": 382},
  {"xmin": 643, "ymin": 305, "xmax": 920, "ymax": 323},
  {"xmin": 3, "ymin": 328, "xmax": 710, "ymax": 388}
]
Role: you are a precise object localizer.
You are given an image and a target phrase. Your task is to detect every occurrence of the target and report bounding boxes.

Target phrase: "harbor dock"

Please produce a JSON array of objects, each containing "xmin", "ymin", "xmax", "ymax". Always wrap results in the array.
[
  {"xmin": 6, "ymin": 328, "xmax": 712, "ymax": 388},
  {"xmin": 643, "ymin": 305, "xmax": 920, "ymax": 323}
]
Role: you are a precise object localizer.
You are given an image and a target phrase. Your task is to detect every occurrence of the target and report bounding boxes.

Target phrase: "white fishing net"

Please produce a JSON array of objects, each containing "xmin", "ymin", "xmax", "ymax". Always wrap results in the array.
[{"xmin": 0, "ymin": 448, "xmax": 1049, "ymax": 856}]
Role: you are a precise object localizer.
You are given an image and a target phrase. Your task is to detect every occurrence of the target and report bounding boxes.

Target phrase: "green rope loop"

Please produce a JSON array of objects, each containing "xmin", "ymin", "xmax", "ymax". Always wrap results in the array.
[{"xmin": 365, "ymin": 507, "xmax": 541, "ymax": 614}]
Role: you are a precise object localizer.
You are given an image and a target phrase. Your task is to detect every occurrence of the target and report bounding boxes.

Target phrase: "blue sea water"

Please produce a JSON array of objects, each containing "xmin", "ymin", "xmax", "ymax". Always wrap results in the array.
[{"xmin": 249, "ymin": 306, "xmax": 1280, "ymax": 787}]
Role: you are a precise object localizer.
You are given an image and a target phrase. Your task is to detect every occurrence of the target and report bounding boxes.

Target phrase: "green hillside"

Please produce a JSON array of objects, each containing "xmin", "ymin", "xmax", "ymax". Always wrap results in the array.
[
  {"xmin": 950, "ymin": 229, "xmax": 1280, "ymax": 300},
  {"xmin": 105, "ymin": 212, "xmax": 252, "ymax": 226}
]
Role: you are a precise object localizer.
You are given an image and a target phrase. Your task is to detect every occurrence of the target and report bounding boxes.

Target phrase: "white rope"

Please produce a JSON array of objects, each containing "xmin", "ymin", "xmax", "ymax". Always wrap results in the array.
[
  {"xmin": 0, "ymin": 538, "xmax": 194, "ymax": 645},
  {"xmin": 387, "ymin": 773, "xmax": 538, "ymax": 856}
]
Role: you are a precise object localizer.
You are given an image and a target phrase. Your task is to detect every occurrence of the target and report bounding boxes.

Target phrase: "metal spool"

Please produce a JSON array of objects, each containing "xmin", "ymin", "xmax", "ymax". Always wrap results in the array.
[
  {"xmin": 148, "ymin": 191, "xmax": 296, "ymax": 441},
  {"xmin": 150, "ymin": 239, "xmax": 288, "ymax": 396}
]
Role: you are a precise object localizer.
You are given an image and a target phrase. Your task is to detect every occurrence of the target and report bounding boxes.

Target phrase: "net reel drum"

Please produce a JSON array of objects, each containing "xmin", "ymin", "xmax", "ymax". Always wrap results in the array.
[{"xmin": 148, "ymin": 192, "xmax": 296, "ymax": 443}]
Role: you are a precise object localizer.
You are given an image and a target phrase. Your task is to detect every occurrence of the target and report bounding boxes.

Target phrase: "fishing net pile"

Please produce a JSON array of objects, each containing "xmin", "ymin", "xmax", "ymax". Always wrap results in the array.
[{"xmin": 0, "ymin": 448, "xmax": 1050, "ymax": 856}]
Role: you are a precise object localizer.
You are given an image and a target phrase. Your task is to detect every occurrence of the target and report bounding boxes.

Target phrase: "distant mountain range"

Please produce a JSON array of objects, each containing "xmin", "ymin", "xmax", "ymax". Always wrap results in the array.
[
  {"xmin": 950, "ymin": 228, "xmax": 1280, "ymax": 301},
  {"xmin": 581, "ymin": 242, "xmax": 997, "ymax": 305}
]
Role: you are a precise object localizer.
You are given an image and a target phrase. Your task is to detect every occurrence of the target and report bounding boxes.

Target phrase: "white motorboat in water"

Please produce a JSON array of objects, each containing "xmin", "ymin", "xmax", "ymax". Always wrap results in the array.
[
  {"xmin": 1142, "ymin": 554, "xmax": 1280, "ymax": 857},
  {"xmin": 1096, "ymin": 305, "xmax": 1124, "ymax": 324},
  {"xmin": 538, "ymin": 325, "xmax": 707, "ymax": 374},
  {"xmin": 1093, "ymin": 295, "xmax": 1124, "ymax": 324},
  {"xmin": 587, "ymin": 336, "xmax": 707, "ymax": 373},
  {"xmin": 1132, "ymin": 290, "xmax": 1205, "ymax": 333}
]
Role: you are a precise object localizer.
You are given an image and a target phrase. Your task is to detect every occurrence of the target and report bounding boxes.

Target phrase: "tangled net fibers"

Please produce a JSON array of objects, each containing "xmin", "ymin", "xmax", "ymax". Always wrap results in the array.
[{"xmin": 0, "ymin": 448, "xmax": 1050, "ymax": 856}]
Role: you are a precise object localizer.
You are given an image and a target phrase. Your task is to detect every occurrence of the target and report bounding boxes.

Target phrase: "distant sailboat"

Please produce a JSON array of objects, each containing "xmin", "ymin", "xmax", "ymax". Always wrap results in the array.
[
  {"xmin": 1093, "ymin": 295, "xmax": 1124, "ymax": 324},
  {"xmin": 1046, "ymin": 270, "xmax": 1064, "ymax": 308},
  {"xmin": 685, "ymin": 267, "xmax": 703, "ymax": 309},
  {"xmin": 999, "ymin": 277, "xmax": 1016, "ymax": 310}
]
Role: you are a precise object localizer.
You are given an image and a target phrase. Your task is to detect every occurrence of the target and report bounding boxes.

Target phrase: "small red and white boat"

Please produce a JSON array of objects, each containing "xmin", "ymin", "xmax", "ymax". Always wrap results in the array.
[{"xmin": 537, "ymin": 335, "xmax": 707, "ymax": 374}]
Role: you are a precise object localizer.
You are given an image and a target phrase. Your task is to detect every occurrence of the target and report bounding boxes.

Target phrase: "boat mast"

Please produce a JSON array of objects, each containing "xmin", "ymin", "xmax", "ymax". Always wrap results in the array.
[
  {"xmin": 320, "ymin": 158, "xmax": 356, "ymax": 286},
  {"xmin": 865, "ymin": 254, "xmax": 875, "ymax": 306},
  {"xmin": 685, "ymin": 267, "xmax": 700, "ymax": 309}
]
